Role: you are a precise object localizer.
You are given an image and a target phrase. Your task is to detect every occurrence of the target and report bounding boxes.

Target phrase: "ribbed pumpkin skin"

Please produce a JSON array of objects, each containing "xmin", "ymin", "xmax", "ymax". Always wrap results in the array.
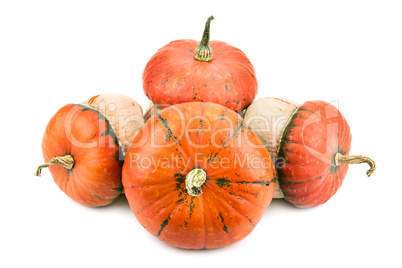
[
  {"xmin": 123, "ymin": 102, "xmax": 275, "ymax": 249},
  {"xmin": 277, "ymin": 101, "xmax": 351, "ymax": 208},
  {"xmin": 41, "ymin": 104, "xmax": 123, "ymax": 207},
  {"xmin": 143, "ymin": 40, "xmax": 258, "ymax": 112}
]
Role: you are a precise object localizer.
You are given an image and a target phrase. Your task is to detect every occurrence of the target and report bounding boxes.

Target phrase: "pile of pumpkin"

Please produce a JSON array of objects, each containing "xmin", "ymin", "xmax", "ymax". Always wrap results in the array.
[{"xmin": 35, "ymin": 16, "xmax": 376, "ymax": 249}]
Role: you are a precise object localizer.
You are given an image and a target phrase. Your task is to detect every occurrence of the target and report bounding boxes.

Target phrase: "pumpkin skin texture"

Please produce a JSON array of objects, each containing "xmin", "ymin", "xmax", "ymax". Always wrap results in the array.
[
  {"xmin": 39, "ymin": 104, "xmax": 123, "ymax": 207},
  {"xmin": 142, "ymin": 18, "xmax": 257, "ymax": 112},
  {"xmin": 244, "ymin": 97, "xmax": 300, "ymax": 198},
  {"xmin": 123, "ymin": 102, "xmax": 275, "ymax": 249},
  {"xmin": 144, "ymin": 101, "xmax": 247, "ymax": 123},
  {"xmin": 82, "ymin": 93, "xmax": 144, "ymax": 156},
  {"xmin": 143, "ymin": 101, "xmax": 167, "ymax": 122},
  {"xmin": 277, "ymin": 101, "xmax": 352, "ymax": 208}
]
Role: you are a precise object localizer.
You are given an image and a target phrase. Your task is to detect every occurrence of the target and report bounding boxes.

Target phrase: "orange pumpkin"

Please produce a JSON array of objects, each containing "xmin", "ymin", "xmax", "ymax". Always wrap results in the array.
[
  {"xmin": 122, "ymin": 102, "xmax": 275, "ymax": 249},
  {"xmin": 35, "ymin": 104, "xmax": 123, "ymax": 207},
  {"xmin": 142, "ymin": 16, "xmax": 258, "ymax": 112},
  {"xmin": 244, "ymin": 98, "xmax": 376, "ymax": 208}
]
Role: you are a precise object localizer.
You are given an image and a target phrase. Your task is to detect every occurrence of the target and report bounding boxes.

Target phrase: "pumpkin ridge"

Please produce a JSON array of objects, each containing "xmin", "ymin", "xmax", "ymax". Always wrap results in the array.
[
  {"xmin": 69, "ymin": 170, "xmax": 103, "ymax": 207},
  {"xmin": 201, "ymin": 189, "xmax": 233, "ymax": 245},
  {"xmin": 303, "ymin": 174, "xmax": 335, "ymax": 207},
  {"xmin": 157, "ymin": 202, "xmax": 188, "ymax": 238},
  {"xmin": 206, "ymin": 181, "xmax": 256, "ymax": 206},
  {"xmin": 137, "ymin": 190, "xmax": 178, "ymax": 215},
  {"xmin": 282, "ymin": 167, "xmax": 332, "ymax": 205},
  {"xmin": 206, "ymin": 181, "xmax": 263, "ymax": 223},
  {"xmin": 68, "ymin": 161, "xmax": 116, "ymax": 206},
  {"xmin": 322, "ymin": 170, "xmax": 335, "ymax": 205},
  {"xmin": 280, "ymin": 165, "xmax": 331, "ymax": 186},
  {"xmin": 280, "ymin": 175, "xmax": 323, "ymax": 185},
  {"xmin": 67, "ymin": 173, "xmax": 86, "ymax": 204}
]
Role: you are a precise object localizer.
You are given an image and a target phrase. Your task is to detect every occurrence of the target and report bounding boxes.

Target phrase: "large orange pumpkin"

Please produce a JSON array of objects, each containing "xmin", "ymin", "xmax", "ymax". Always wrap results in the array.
[
  {"xmin": 123, "ymin": 102, "xmax": 275, "ymax": 249},
  {"xmin": 142, "ymin": 16, "xmax": 258, "ymax": 112},
  {"xmin": 35, "ymin": 104, "xmax": 123, "ymax": 207}
]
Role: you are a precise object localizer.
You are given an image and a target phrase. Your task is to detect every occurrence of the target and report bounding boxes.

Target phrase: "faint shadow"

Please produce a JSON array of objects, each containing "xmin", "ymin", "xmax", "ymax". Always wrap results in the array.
[
  {"xmin": 264, "ymin": 198, "xmax": 299, "ymax": 216},
  {"xmin": 153, "ymin": 236, "xmax": 243, "ymax": 253},
  {"xmin": 99, "ymin": 194, "xmax": 132, "ymax": 212}
]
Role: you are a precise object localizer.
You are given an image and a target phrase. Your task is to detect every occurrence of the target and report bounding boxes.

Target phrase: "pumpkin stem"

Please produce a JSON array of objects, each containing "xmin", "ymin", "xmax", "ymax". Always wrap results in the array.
[
  {"xmin": 335, "ymin": 153, "xmax": 376, "ymax": 177},
  {"xmin": 35, "ymin": 154, "xmax": 75, "ymax": 177},
  {"xmin": 194, "ymin": 16, "xmax": 214, "ymax": 62},
  {"xmin": 185, "ymin": 168, "xmax": 207, "ymax": 196}
]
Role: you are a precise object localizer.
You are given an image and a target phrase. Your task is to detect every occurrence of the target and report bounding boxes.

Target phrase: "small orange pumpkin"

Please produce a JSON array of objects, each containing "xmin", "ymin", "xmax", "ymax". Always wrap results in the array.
[
  {"xmin": 35, "ymin": 104, "xmax": 123, "ymax": 207},
  {"xmin": 142, "ymin": 16, "xmax": 258, "ymax": 112},
  {"xmin": 35, "ymin": 94, "xmax": 144, "ymax": 207},
  {"xmin": 244, "ymin": 97, "xmax": 376, "ymax": 208}
]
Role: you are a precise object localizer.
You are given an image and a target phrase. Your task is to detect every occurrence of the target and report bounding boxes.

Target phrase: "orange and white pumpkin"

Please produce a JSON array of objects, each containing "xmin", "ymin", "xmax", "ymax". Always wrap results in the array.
[
  {"xmin": 83, "ymin": 93, "xmax": 144, "ymax": 155},
  {"xmin": 244, "ymin": 97, "xmax": 299, "ymax": 198}
]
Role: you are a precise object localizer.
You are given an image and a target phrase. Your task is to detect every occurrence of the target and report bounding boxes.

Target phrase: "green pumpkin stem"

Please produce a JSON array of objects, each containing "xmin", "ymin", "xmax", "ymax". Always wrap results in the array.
[
  {"xmin": 35, "ymin": 154, "xmax": 75, "ymax": 177},
  {"xmin": 335, "ymin": 153, "xmax": 376, "ymax": 177},
  {"xmin": 194, "ymin": 16, "xmax": 214, "ymax": 62},
  {"xmin": 185, "ymin": 168, "xmax": 207, "ymax": 196}
]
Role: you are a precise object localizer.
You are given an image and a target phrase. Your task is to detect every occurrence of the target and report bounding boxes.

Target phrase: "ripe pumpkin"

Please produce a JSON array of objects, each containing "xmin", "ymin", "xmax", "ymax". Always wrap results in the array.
[
  {"xmin": 35, "ymin": 104, "xmax": 123, "ymax": 207},
  {"xmin": 82, "ymin": 93, "xmax": 144, "ymax": 155},
  {"xmin": 244, "ymin": 97, "xmax": 376, "ymax": 208},
  {"xmin": 142, "ymin": 16, "xmax": 258, "ymax": 112},
  {"xmin": 35, "ymin": 94, "xmax": 144, "ymax": 207},
  {"xmin": 123, "ymin": 102, "xmax": 275, "ymax": 249}
]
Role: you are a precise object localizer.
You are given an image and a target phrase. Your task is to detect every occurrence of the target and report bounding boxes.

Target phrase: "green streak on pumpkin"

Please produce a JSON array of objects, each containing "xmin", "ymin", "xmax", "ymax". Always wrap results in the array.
[
  {"xmin": 216, "ymin": 177, "xmax": 232, "ymax": 188},
  {"xmin": 157, "ymin": 216, "xmax": 170, "ymax": 237},
  {"xmin": 296, "ymin": 108, "xmax": 316, "ymax": 114},
  {"xmin": 187, "ymin": 196, "xmax": 197, "ymax": 218},
  {"xmin": 216, "ymin": 177, "xmax": 274, "ymax": 188},
  {"xmin": 219, "ymin": 213, "xmax": 228, "ymax": 233},
  {"xmin": 176, "ymin": 197, "xmax": 186, "ymax": 204},
  {"xmin": 174, "ymin": 173, "xmax": 187, "ymax": 197},
  {"xmin": 206, "ymin": 150, "xmax": 219, "ymax": 163},
  {"xmin": 78, "ymin": 104, "xmax": 124, "ymax": 162},
  {"xmin": 156, "ymin": 113, "xmax": 180, "ymax": 145}
]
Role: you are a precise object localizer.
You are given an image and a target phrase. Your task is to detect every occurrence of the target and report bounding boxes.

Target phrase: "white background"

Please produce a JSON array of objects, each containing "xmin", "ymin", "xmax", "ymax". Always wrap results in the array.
[{"xmin": 1, "ymin": 0, "xmax": 401, "ymax": 267}]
